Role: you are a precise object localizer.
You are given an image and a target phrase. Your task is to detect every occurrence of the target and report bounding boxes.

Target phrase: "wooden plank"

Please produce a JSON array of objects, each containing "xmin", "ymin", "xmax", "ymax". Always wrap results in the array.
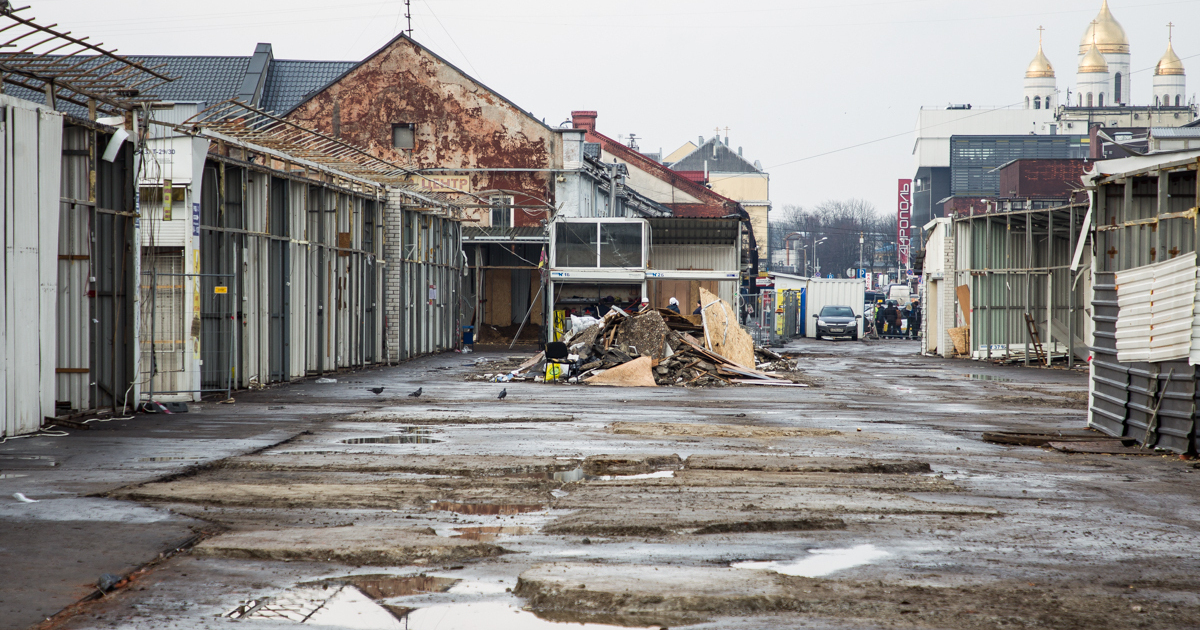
[
  {"xmin": 698, "ymin": 286, "xmax": 754, "ymax": 369},
  {"xmin": 956, "ymin": 284, "xmax": 972, "ymax": 328}
]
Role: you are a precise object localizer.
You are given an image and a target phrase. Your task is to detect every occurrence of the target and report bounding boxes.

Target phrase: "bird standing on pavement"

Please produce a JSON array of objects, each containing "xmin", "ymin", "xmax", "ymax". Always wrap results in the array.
[
  {"xmin": 497, "ymin": 388, "xmax": 507, "ymax": 400},
  {"xmin": 367, "ymin": 387, "xmax": 385, "ymax": 395},
  {"xmin": 409, "ymin": 387, "xmax": 422, "ymax": 398}
]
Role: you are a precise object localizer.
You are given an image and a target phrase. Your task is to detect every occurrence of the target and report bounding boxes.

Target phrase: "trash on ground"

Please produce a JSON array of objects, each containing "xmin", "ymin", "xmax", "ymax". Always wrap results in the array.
[
  {"xmin": 315, "ymin": 377, "xmax": 337, "ymax": 384},
  {"xmin": 477, "ymin": 293, "xmax": 803, "ymax": 388}
]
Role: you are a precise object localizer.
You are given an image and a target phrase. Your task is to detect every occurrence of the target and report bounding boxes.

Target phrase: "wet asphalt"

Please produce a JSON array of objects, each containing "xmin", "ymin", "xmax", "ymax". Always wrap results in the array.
[{"xmin": 2, "ymin": 338, "xmax": 1198, "ymax": 630}]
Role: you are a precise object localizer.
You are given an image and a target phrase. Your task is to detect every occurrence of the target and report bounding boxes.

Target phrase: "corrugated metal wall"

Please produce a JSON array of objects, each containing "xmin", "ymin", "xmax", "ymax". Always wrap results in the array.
[
  {"xmin": 2, "ymin": 97, "xmax": 63, "ymax": 435},
  {"xmin": 1090, "ymin": 160, "xmax": 1200, "ymax": 453}
]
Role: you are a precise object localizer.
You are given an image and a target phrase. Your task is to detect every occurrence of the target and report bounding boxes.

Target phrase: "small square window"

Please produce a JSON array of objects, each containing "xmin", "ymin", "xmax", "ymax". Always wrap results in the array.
[
  {"xmin": 392, "ymin": 123, "xmax": 415, "ymax": 150},
  {"xmin": 490, "ymin": 195, "xmax": 513, "ymax": 227}
]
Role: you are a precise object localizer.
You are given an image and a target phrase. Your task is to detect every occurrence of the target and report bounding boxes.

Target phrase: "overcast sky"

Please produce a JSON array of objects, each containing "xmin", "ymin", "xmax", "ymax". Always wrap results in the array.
[{"xmin": 29, "ymin": 0, "xmax": 1200, "ymax": 216}]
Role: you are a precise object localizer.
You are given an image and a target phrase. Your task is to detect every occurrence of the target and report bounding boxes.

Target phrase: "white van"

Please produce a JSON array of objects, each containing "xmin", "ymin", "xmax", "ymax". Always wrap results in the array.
[{"xmin": 887, "ymin": 284, "xmax": 911, "ymax": 306}]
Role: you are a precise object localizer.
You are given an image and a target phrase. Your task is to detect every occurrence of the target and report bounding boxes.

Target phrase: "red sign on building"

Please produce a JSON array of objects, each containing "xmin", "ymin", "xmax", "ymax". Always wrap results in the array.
[{"xmin": 896, "ymin": 179, "xmax": 912, "ymax": 267}]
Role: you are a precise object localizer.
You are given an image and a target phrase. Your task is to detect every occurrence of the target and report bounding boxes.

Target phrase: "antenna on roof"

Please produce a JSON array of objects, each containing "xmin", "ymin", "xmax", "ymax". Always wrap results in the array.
[{"xmin": 405, "ymin": 0, "xmax": 413, "ymax": 36}]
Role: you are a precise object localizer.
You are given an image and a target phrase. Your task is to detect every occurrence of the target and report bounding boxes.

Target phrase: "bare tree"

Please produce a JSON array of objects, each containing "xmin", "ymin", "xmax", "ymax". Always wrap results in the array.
[{"xmin": 767, "ymin": 199, "xmax": 896, "ymax": 278}]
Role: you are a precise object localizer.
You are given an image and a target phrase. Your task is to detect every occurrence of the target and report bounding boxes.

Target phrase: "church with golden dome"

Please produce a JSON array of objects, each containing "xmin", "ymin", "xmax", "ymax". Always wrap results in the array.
[{"xmin": 1023, "ymin": 0, "xmax": 1191, "ymax": 119}]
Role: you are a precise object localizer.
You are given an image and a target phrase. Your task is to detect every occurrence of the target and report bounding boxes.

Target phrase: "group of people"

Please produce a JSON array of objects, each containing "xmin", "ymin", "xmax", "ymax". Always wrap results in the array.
[{"xmin": 871, "ymin": 300, "xmax": 921, "ymax": 339}]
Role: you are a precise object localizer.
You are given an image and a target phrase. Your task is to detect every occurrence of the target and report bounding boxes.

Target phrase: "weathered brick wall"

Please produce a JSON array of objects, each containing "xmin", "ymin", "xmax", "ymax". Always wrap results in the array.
[{"xmin": 383, "ymin": 187, "xmax": 405, "ymax": 362}]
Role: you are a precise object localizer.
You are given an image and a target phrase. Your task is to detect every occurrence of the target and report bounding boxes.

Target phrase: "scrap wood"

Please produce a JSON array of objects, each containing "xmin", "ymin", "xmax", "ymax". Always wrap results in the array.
[
  {"xmin": 697, "ymin": 287, "xmax": 755, "ymax": 369},
  {"xmin": 515, "ymin": 351, "xmax": 545, "ymax": 373},
  {"xmin": 585, "ymin": 356, "xmax": 657, "ymax": 387},
  {"xmin": 717, "ymin": 365, "xmax": 777, "ymax": 380},
  {"xmin": 982, "ymin": 431, "xmax": 1128, "ymax": 447},
  {"xmin": 676, "ymin": 333, "xmax": 738, "ymax": 367}
]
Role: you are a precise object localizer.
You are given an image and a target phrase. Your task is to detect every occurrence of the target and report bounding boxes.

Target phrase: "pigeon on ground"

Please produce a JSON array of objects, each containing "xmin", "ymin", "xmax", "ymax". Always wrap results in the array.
[
  {"xmin": 497, "ymin": 388, "xmax": 507, "ymax": 400},
  {"xmin": 367, "ymin": 387, "xmax": 385, "ymax": 395},
  {"xmin": 408, "ymin": 387, "xmax": 422, "ymax": 398}
]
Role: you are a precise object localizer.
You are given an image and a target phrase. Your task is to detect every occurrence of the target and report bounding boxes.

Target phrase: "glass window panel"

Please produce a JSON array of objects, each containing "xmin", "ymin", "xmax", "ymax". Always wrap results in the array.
[
  {"xmin": 555, "ymin": 222, "xmax": 598, "ymax": 267},
  {"xmin": 599, "ymin": 223, "xmax": 643, "ymax": 268}
]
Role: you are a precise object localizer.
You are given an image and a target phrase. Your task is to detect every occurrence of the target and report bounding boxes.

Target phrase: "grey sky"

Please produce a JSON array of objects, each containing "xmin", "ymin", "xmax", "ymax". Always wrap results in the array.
[{"xmin": 29, "ymin": 0, "xmax": 1200, "ymax": 216}]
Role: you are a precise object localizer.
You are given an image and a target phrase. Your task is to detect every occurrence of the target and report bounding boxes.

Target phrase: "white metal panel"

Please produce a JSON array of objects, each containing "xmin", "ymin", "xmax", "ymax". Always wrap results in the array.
[
  {"xmin": 649, "ymin": 244, "xmax": 737, "ymax": 272},
  {"xmin": 38, "ymin": 108, "xmax": 62, "ymax": 419},
  {"xmin": 805, "ymin": 278, "xmax": 866, "ymax": 338},
  {"xmin": 1115, "ymin": 263, "xmax": 1154, "ymax": 363}
]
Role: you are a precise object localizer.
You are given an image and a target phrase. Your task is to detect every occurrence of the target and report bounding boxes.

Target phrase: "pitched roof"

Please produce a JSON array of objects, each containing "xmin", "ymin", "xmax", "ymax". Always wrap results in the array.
[
  {"xmin": 669, "ymin": 137, "xmax": 762, "ymax": 174},
  {"xmin": 581, "ymin": 128, "xmax": 740, "ymax": 218},
  {"xmin": 260, "ymin": 59, "xmax": 358, "ymax": 114}
]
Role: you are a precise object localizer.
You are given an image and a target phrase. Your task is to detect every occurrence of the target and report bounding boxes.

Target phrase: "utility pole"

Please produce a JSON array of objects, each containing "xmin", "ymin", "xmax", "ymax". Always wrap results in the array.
[{"xmin": 859, "ymin": 232, "xmax": 864, "ymax": 286}]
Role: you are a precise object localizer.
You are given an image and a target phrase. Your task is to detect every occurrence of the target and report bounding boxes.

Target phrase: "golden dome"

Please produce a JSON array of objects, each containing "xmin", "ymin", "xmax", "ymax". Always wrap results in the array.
[
  {"xmin": 1026, "ymin": 44, "xmax": 1055, "ymax": 78},
  {"xmin": 1079, "ymin": 0, "xmax": 1129, "ymax": 54},
  {"xmin": 1079, "ymin": 43, "xmax": 1110, "ymax": 73},
  {"xmin": 1156, "ymin": 41, "xmax": 1185, "ymax": 75}
]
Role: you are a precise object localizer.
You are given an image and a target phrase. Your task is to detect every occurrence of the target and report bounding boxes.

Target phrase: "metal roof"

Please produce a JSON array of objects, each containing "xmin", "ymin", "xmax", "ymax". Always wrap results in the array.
[
  {"xmin": 462, "ymin": 226, "xmax": 547, "ymax": 242},
  {"xmin": 669, "ymin": 137, "xmax": 762, "ymax": 174},
  {"xmin": 260, "ymin": 59, "xmax": 357, "ymax": 114},
  {"xmin": 1150, "ymin": 127, "xmax": 1200, "ymax": 138}
]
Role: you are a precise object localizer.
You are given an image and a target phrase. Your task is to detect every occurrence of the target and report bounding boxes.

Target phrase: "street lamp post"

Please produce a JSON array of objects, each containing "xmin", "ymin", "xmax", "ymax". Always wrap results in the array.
[{"xmin": 812, "ymin": 236, "xmax": 828, "ymax": 277}]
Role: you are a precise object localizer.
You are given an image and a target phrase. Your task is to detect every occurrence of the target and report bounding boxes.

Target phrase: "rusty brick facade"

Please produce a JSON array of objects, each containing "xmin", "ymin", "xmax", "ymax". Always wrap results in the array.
[{"xmin": 286, "ymin": 35, "xmax": 561, "ymax": 227}]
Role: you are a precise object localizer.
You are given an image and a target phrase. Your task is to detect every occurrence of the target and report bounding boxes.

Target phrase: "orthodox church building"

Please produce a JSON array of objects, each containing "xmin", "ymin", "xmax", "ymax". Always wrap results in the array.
[{"xmin": 1022, "ymin": 0, "xmax": 1192, "ymax": 126}]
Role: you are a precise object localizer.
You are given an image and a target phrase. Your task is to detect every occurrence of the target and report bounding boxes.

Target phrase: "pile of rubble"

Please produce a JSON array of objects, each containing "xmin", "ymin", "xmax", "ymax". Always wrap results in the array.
[{"xmin": 493, "ymin": 289, "xmax": 805, "ymax": 388}]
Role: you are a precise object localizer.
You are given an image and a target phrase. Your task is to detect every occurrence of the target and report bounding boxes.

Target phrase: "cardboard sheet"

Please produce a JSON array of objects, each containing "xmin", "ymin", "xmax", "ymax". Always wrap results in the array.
[{"xmin": 698, "ymin": 287, "xmax": 755, "ymax": 369}]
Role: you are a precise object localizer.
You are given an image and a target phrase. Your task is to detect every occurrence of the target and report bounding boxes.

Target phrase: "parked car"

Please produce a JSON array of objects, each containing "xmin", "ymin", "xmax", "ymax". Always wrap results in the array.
[{"xmin": 813, "ymin": 305, "xmax": 861, "ymax": 340}]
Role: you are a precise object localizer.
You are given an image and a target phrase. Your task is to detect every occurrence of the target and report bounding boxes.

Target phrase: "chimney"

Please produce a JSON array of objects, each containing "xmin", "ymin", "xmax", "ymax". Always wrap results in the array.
[
  {"xmin": 738, "ymin": 146, "xmax": 743, "ymax": 156},
  {"xmin": 698, "ymin": 135, "xmax": 703, "ymax": 145},
  {"xmin": 571, "ymin": 111, "xmax": 597, "ymax": 133}
]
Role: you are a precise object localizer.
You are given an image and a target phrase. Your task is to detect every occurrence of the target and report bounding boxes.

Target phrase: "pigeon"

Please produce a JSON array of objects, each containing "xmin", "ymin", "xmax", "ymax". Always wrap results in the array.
[
  {"xmin": 367, "ymin": 387, "xmax": 385, "ymax": 395},
  {"xmin": 408, "ymin": 387, "xmax": 422, "ymax": 398},
  {"xmin": 497, "ymin": 388, "xmax": 507, "ymax": 400}
]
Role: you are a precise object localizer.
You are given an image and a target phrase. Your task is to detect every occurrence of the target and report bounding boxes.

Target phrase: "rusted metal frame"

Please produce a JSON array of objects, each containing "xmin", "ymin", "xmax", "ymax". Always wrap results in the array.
[
  {"xmin": 0, "ymin": 66, "xmax": 139, "ymax": 113},
  {"xmin": 206, "ymin": 152, "xmax": 384, "ymax": 203},
  {"xmin": 0, "ymin": 8, "xmax": 173, "ymax": 80},
  {"xmin": 1046, "ymin": 206, "xmax": 1055, "ymax": 366}
]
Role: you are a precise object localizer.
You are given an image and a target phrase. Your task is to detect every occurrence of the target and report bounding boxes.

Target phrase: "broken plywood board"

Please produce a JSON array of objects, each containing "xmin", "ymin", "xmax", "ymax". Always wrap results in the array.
[
  {"xmin": 193, "ymin": 525, "xmax": 508, "ymax": 565},
  {"xmin": 586, "ymin": 356, "xmax": 657, "ymax": 387},
  {"xmin": 956, "ymin": 284, "xmax": 971, "ymax": 327},
  {"xmin": 614, "ymin": 309, "xmax": 672, "ymax": 359},
  {"xmin": 698, "ymin": 287, "xmax": 754, "ymax": 369}
]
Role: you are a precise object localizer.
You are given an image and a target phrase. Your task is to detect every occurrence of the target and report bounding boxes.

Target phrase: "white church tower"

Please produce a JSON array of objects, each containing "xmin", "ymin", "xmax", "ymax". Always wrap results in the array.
[
  {"xmin": 1078, "ymin": 0, "xmax": 1131, "ymax": 105},
  {"xmin": 1077, "ymin": 42, "xmax": 1110, "ymax": 107},
  {"xmin": 1024, "ymin": 28, "xmax": 1056, "ymax": 110},
  {"xmin": 1153, "ymin": 25, "xmax": 1186, "ymax": 107}
]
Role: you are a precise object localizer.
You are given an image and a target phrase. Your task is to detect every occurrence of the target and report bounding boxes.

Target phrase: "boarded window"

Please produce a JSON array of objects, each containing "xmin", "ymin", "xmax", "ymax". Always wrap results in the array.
[{"xmin": 391, "ymin": 123, "xmax": 415, "ymax": 150}]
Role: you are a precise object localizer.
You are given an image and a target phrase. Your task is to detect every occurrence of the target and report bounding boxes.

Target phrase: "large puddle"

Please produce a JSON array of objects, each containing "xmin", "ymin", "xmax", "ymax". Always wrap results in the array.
[
  {"xmin": 452, "ymin": 526, "xmax": 533, "ymax": 541},
  {"xmin": 341, "ymin": 435, "xmax": 444, "ymax": 445},
  {"xmin": 496, "ymin": 467, "xmax": 676, "ymax": 483},
  {"xmin": 732, "ymin": 544, "xmax": 890, "ymax": 577},
  {"xmin": 304, "ymin": 574, "xmax": 459, "ymax": 598},
  {"xmin": 429, "ymin": 500, "xmax": 544, "ymax": 516}
]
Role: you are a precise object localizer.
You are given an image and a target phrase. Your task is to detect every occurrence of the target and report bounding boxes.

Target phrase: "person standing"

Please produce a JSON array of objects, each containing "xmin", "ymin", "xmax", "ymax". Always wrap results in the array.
[
  {"xmin": 667, "ymin": 297, "xmax": 681, "ymax": 314},
  {"xmin": 909, "ymin": 301, "xmax": 922, "ymax": 339}
]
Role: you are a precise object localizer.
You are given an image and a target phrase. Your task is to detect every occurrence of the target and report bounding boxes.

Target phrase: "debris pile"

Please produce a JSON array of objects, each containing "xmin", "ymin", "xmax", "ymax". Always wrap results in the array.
[{"xmin": 486, "ymin": 292, "xmax": 805, "ymax": 388}]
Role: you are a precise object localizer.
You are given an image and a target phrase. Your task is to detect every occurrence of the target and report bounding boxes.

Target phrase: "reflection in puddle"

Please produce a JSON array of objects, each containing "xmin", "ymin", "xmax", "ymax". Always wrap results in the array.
[
  {"xmin": 305, "ymin": 574, "xmax": 459, "ymax": 598},
  {"xmin": 495, "ymin": 467, "xmax": 675, "ymax": 482},
  {"xmin": 0, "ymin": 456, "xmax": 57, "ymax": 467},
  {"xmin": 341, "ymin": 435, "xmax": 445, "ymax": 444},
  {"xmin": 593, "ymin": 470, "xmax": 675, "ymax": 481},
  {"xmin": 732, "ymin": 544, "xmax": 890, "ymax": 577},
  {"xmin": 398, "ymin": 601, "xmax": 659, "ymax": 630},
  {"xmin": 138, "ymin": 456, "xmax": 201, "ymax": 462},
  {"xmin": 268, "ymin": 451, "xmax": 340, "ymax": 456},
  {"xmin": 430, "ymin": 501, "xmax": 543, "ymax": 515},
  {"xmin": 0, "ymin": 474, "xmax": 29, "ymax": 479},
  {"xmin": 962, "ymin": 374, "xmax": 1013, "ymax": 382},
  {"xmin": 226, "ymin": 585, "xmax": 405, "ymax": 627},
  {"xmin": 452, "ymin": 526, "xmax": 532, "ymax": 541}
]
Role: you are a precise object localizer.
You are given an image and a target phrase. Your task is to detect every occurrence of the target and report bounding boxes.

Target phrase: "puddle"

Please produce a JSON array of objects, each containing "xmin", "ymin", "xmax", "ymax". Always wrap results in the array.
[
  {"xmin": 341, "ymin": 436, "xmax": 444, "ymax": 445},
  {"xmin": 452, "ymin": 526, "xmax": 533, "ymax": 541},
  {"xmin": 304, "ymin": 574, "xmax": 459, "ymax": 598},
  {"xmin": 732, "ymin": 544, "xmax": 890, "ymax": 577},
  {"xmin": 0, "ymin": 456, "xmax": 57, "ymax": 467},
  {"xmin": 397, "ymin": 601, "xmax": 659, "ymax": 629},
  {"xmin": 0, "ymin": 474, "xmax": 29, "ymax": 479},
  {"xmin": 961, "ymin": 374, "xmax": 1013, "ymax": 382},
  {"xmin": 494, "ymin": 467, "xmax": 675, "ymax": 483},
  {"xmin": 430, "ymin": 501, "xmax": 544, "ymax": 515},
  {"xmin": 268, "ymin": 451, "xmax": 340, "ymax": 456},
  {"xmin": 138, "ymin": 456, "xmax": 201, "ymax": 462},
  {"xmin": 226, "ymin": 585, "xmax": 404, "ymax": 626}
]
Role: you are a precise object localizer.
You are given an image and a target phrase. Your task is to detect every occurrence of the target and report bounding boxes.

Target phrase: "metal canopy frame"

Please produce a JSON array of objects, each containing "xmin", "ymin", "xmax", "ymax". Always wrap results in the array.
[
  {"xmin": 0, "ymin": 6, "xmax": 175, "ymax": 114},
  {"xmin": 184, "ymin": 99, "xmax": 467, "ymax": 218}
]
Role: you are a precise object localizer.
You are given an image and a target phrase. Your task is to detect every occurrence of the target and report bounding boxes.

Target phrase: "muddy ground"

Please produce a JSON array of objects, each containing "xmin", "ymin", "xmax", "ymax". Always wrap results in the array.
[{"xmin": 4, "ymin": 339, "xmax": 1199, "ymax": 630}]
